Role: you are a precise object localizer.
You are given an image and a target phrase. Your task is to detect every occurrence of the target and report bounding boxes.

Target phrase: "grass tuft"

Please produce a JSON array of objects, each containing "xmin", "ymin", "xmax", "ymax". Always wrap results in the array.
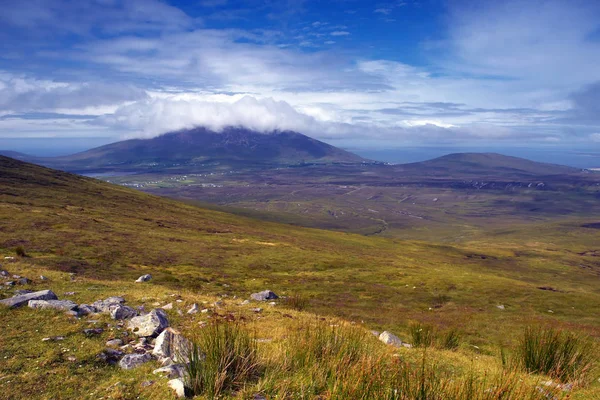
[
  {"xmin": 183, "ymin": 322, "xmax": 259, "ymax": 398},
  {"xmin": 15, "ymin": 246, "xmax": 27, "ymax": 257},
  {"xmin": 517, "ymin": 326, "xmax": 594, "ymax": 383},
  {"xmin": 409, "ymin": 321, "xmax": 436, "ymax": 348}
]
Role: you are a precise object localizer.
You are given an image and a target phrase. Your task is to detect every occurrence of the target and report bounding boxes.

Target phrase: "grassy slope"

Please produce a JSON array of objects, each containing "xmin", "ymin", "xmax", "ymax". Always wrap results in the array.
[{"xmin": 1, "ymin": 156, "xmax": 599, "ymax": 398}]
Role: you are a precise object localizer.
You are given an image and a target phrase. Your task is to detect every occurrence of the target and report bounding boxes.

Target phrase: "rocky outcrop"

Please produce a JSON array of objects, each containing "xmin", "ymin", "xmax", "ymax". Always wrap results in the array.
[
  {"xmin": 119, "ymin": 353, "xmax": 152, "ymax": 370},
  {"xmin": 152, "ymin": 328, "xmax": 192, "ymax": 363},
  {"xmin": 128, "ymin": 309, "xmax": 169, "ymax": 337},
  {"xmin": 110, "ymin": 304, "xmax": 138, "ymax": 320},
  {"xmin": 92, "ymin": 296, "xmax": 125, "ymax": 313},
  {"xmin": 250, "ymin": 290, "xmax": 279, "ymax": 301},
  {"xmin": 28, "ymin": 299, "xmax": 78, "ymax": 311},
  {"xmin": 0, "ymin": 290, "xmax": 58, "ymax": 308}
]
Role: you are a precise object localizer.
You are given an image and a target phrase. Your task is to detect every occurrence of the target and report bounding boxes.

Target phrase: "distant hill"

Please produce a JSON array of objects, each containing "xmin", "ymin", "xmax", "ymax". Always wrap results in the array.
[
  {"xmin": 0, "ymin": 150, "xmax": 31, "ymax": 161},
  {"xmin": 395, "ymin": 152, "xmax": 580, "ymax": 177},
  {"xmin": 24, "ymin": 127, "xmax": 366, "ymax": 172}
]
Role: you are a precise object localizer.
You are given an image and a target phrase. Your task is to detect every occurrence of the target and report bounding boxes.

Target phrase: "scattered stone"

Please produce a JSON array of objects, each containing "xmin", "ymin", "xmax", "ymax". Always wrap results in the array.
[
  {"xmin": 4, "ymin": 281, "xmax": 15, "ymax": 287},
  {"xmin": 152, "ymin": 302, "xmax": 161, "ymax": 306},
  {"xmin": 91, "ymin": 296, "xmax": 125, "ymax": 313},
  {"xmin": 152, "ymin": 328, "xmax": 192, "ymax": 363},
  {"xmin": 176, "ymin": 299, "xmax": 183, "ymax": 303},
  {"xmin": 16, "ymin": 278, "xmax": 31, "ymax": 285},
  {"xmin": 98, "ymin": 348, "xmax": 124, "ymax": 364},
  {"xmin": 83, "ymin": 328, "xmax": 104, "ymax": 336},
  {"xmin": 77, "ymin": 304, "xmax": 97, "ymax": 316},
  {"xmin": 66, "ymin": 356, "xmax": 77, "ymax": 362},
  {"xmin": 140, "ymin": 380, "xmax": 155, "ymax": 388},
  {"xmin": 110, "ymin": 305, "xmax": 138, "ymax": 320},
  {"xmin": 253, "ymin": 394, "xmax": 267, "ymax": 400},
  {"xmin": 128, "ymin": 308, "xmax": 169, "ymax": 337},
  {"xmin": 176, "ymin": 309, "xmax": 183, "ymax": 316},
  {"xmin": 64, "ymin": 310, "xmax": 79, "ymax": 317},
  {"xmin": 200, "ymin": 308, "xmax": 209, "ymax": 313},
  {"xmin": 106, "ymin": 338, "xmax": 123, "ymax": 347},
  {"xmin": 268, "ymin": 302, "xmax": 276, "ymax": 306},
  {"xmin": 119, "ymin": 353, "xmax": 153, "ymax": 370},
  {"xmin": 135, "ymin": 274, "xmax": 152, "ymax": 283},
  {"xmin": 187, "ymin": 304, "xmax": 199, "ymax": 314},
  {"xmin": 153, "ymin": 364, "xmax": 185, "ymax": 379},
  {"xmin": 63, "ymin": 291, "xmax": 76, "ymax": 296},
  {"xmin": 4, "ymin": 257, "xmax": 15, "ymax": 261},
  {"xmin": 497, "ymin": 305, "xmax": 505, "ymax": 310},
  {"xmin": 250, "ymin": 290, "xmax": 279, "ymax": 301},
  {"xmin": 379, "ymin": 331, "xmax": 403, "ymax": 347},
  {"xmin": 40, "ymin": 275, "xmax": 48, "ymax": 281},
  {"xmin": 241, "ymin": 300, "xmax": 250, "ymax": 305},
  {"xmin": 402, "ymin": 343, "xmax": 413, "ymax": 348},
  {"xmin": 251, "ymin": 308, "xmax": 263, "ymax": 313},
  {"xmin": 28, "ymin": 300, "xmax": 78, "ymax": 311},
  {"xmin": 0, "ymin": 270, "xmax": 9, "ymax": 277},
  {"xmin": 12, "ymin": 275, "xmax": 22, "ymax": 279},
  {"xmin": 42, "ymin": 336, "xmax": 65, "ymax": 342},
  {"xmin": 0, "ymin": 290, "xmax": 58, "ymax": 308},
  {"xmin": 214, "ymin": 300, "xmax": 224, "ymax": 307},
  {"xmin": 371, "ymin": 330, "xmax": 380, "ymax": 337},
  {"xmin": 168, "ymin": 379, "xmax": 186, "ymax": 398},
  {"xmin": 162, "ymin": 303, "xmax": 173, "ymax": 310}
]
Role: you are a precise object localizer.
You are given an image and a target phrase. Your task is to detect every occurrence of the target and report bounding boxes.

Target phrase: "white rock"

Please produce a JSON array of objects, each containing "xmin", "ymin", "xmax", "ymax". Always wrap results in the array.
[
  {"xmin": 119, "ymin": 353, "xmax": 152, "ymax": 370},
  {"xmin": 135, "ymin": 274, "xmax": 152, "ymax": 283},
  {"xmin": 153, "ymin": 328, "xmax": 192, "ymax": 363},
  {"xmin": 153, "ymin": 364, "xmax": 185, "ymax": 379},
  {"xmin": 379, "ymin": 331, "xmax": 403, "ymax": 347},
  {"xmin": 497, "ymin": 305, "xmax": 505, "ymax": 310},
  {"xmin": 168, "ymin": 379, "xmax": 186, "ymax": 398},
  {"xmin": 162, "ymin": 303, "xmax": 173, "ymax": 310},
  {"xmin": 128, "ymin": 309, "xmax": 169, "ymax": 337},
  {"xmin": 187, "ymin": 304, "xmax": 199, "ymax": 314}
]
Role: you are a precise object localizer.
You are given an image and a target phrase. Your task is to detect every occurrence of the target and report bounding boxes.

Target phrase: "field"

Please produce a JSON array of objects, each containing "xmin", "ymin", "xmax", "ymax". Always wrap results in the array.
[{"xmin": 1, "ymin": 156, "xmax": 600, "ymax": 399}]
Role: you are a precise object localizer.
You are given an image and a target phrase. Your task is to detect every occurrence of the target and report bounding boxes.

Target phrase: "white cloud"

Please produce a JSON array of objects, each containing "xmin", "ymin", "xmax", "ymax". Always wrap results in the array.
[{"xmin": 330, "ymin": 31, "xmax": 350, "ymax": 36}]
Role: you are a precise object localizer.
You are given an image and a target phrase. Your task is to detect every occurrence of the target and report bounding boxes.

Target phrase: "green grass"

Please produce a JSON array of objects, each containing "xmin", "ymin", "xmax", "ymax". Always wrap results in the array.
[
  {"xmin": 516, "ymin": 326, "xmax": 595, "ymax": 384},
  {"xmin": 1, "ymin": 156, "xmax": 600, "ymax": 398},
  {"xmin": 184, "ymin": 322, "xmax": 259, "ymax": 398}
]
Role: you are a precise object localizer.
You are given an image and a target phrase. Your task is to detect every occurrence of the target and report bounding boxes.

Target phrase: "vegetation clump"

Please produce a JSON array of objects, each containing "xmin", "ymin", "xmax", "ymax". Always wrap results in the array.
[
  {"xmin": 516, "ymin": 326, "xmax": 594, "ymax": 384},
  {"xmin": 183, "ymin": 322, "xmax": 259, "ymax": 398},
  {"xmin": 15, "ymin": 246, "xmax": 26, "ymax": 257}
]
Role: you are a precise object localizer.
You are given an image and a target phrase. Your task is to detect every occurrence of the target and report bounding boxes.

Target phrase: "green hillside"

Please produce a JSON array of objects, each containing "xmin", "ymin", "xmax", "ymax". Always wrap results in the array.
[{"xmin": 1, "ymin": 156, "xmax": 599, "ymax": 399}]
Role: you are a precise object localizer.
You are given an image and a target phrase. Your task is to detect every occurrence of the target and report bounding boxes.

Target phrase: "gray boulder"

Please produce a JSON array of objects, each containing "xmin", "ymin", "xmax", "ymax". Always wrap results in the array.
[
  {"xmin": 97, "ymin": 348, "xmax": 124, "ymax": 365},
  {"xmin": 135, "ymin": 274, "xmax": 152, "ymax": 283},
  {"xmin": 83, "ymin": 328, "xmax": 104, "ymax": 336},
  {"xmin": 16, "ymin": 278, "xmax": 31, "ymax": 285},
  {"xmin": 119, "ymin": 353, "xmax": 153, "ymax": 370},
  {"xmin": 0, "ymin": 270, "xmax": 9, "ymax": 277},
  {"xmin": 92, "ymin": 296, "xmax": 125, "ymax": 313},
  {"xmin": 13, "ymin": 289, "xmax": 33, "ymax": 296},
  {"xmin": 250, "ymin": 290, "xmax": 279, "ymax": 301},
  {"xmin": 153, "ymin": 364, "xmax": 186, "ymax": 379},
  {"xmin": 106, "ymin": 338, "xmax": 124, "ymax": 347},
  {"xmin": 0, "ymin": 290, "xmax": 58, "ymax": 308},
  {"xmin": 77, "ymin": 304, "xmax": 97, "ymax": 316},
  {"xmin": 128, "ymin": 309, "xmax": 169, "ymax": 337},
  {"xmin": 110, "ymin": 304, "xmax": 138, "ymax": 320},
  {"xmin": 379, "ymin": 331, "xmax": 403, "ymax": 347},
  {"xmin": 152, "ymin": 328, "xmax": 192, "ymax": 363},
  {"xmin": 28, "ymin": 300, "xmax": 78, "ymax": 311}
]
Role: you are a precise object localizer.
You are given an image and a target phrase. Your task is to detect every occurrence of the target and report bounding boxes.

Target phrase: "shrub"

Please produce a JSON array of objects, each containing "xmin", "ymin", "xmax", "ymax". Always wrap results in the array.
[
  {"xmin": 283, "ymin": 294, "xmax": 309, "ymax": 311},
  {"xmin": 409, "ymin": 322, "xmax": 435, "ymax": 348},
  {"xmin": 517, "ymin": 326, "xmax": 594, "ymax": 383},
  {"xmin": 15, "ymin": 246, "xmax": 26, "ymax": 257},
  {"xmin": 183, "ymin": 322, "xmax": 259, "ymax": 397}
]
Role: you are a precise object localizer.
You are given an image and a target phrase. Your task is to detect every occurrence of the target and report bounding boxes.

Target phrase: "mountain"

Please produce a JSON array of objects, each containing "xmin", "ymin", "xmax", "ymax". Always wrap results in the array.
[
  {"xmin": 26, "ymin": 127, "xmax": 366, "ymax": 172},
  {"xmin": 394, "ymin": 152, "xmax": 581, "ymax": 177},
  {"xmin": 0, "ymin": 150, "xmax": 31, "ymax": 161}
]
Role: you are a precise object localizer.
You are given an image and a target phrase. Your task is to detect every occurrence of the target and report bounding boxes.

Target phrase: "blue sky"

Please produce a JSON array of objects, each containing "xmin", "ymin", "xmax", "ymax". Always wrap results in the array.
[{"xmin": 1, "ymin": 0, "xmax": 600, "ymax": 153}]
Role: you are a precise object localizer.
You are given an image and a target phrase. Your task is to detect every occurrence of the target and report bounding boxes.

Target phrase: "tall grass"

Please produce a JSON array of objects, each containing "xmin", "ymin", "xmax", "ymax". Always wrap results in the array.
[
  {"xmin": 516, "ymin": 326, "xmax": 594, "ymax": 383},
  {"xmin": 259, "ymin": 321, "xmax": 550, "ymax": 400},
  {"xmin": 409, "ymin": 322, "xmax": 435, "ymax": 348},
  {"xmin": 183, "ymin": 322, "xmax": 259, "ymax": 398},
  {"xmin": 440, "ymin": 329, "xmax": 461, "ymax": 350}
]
